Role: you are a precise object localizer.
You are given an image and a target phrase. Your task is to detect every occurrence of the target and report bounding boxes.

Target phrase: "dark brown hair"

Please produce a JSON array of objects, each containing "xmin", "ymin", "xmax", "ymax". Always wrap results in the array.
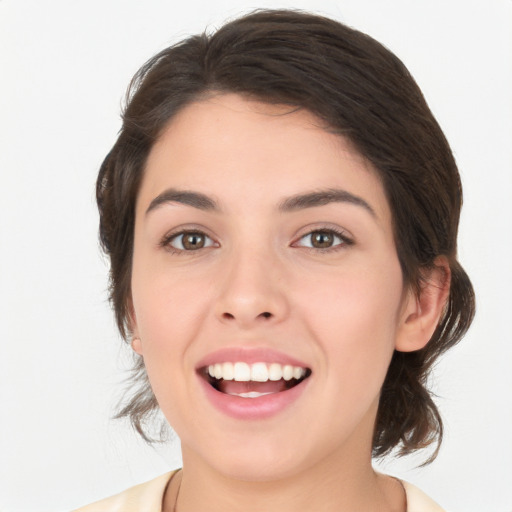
[{"xmin": 97, "ymin": 9, "xmax": 475, "ymax": 461}]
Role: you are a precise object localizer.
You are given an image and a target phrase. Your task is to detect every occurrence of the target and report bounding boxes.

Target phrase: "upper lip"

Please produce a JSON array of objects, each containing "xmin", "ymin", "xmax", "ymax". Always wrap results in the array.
[{"xmin": 195, "ymin": 347, "xmax": 310, "ymax": 370}]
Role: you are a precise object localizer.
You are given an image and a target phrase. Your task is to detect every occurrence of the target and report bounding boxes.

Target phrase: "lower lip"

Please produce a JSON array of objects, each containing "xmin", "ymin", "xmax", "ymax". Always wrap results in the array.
[{"xmin": 198, "ymin": 375, "xmax": 309, "ymax": 420}]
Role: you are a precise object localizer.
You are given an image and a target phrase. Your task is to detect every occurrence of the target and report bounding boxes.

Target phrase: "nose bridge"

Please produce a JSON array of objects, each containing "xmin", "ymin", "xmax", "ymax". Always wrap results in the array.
[{"xmin": 215, "ymin": 238, "xmax": 288, "ymax": 326}]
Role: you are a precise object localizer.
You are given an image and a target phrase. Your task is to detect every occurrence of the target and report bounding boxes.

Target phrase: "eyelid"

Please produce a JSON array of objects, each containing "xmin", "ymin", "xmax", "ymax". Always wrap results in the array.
[
  {"xmin": 159, "ymin": 226, "xmax": 219, "ymax": 252},
  {"xmin": 291, "ymin": 225, "xmax": 354, "ymax": 250}
]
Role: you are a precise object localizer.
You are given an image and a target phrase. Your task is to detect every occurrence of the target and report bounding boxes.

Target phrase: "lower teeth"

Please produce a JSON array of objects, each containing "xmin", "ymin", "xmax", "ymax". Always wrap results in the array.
[{"xmin": 227, "ymin": 391, "xmax": 275, "ymax": 398}]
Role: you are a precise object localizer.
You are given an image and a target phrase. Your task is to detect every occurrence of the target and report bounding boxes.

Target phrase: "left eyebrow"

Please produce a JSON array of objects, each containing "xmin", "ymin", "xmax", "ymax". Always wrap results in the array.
[
  {"xmin": 278, "ymin": 188, "xmax": 376, "ymax": 217},
  {"xmin": 145, "ymin": 188, "xmax": 220, "ymax": 215}
]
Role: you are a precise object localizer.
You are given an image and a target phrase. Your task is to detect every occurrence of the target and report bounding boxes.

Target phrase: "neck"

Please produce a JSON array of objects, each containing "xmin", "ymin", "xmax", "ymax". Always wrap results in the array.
[{"xmin": 164, "ymin": 444, "xmax": 405, "ymax": 512}]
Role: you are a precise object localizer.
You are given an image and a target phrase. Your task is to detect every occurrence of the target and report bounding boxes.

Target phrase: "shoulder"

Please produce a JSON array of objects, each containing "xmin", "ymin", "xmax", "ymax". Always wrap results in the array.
[
  {"xmin": 402, "ymin": 480, "xmax": 446, "ymax": 512},
  {"xmin": 72, "ymin": 471, "xmax": 176, "ymax": 512}
]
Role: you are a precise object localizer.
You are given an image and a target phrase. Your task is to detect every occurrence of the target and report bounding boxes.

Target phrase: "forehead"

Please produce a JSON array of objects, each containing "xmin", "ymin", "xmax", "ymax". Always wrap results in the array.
[
  {"xmin": 139, "ymin": 93, "xmax": 391, "ymax": 223},
  {"xmin": 148, "ymin": 93, "xmax": 364, "ymax": 170}
]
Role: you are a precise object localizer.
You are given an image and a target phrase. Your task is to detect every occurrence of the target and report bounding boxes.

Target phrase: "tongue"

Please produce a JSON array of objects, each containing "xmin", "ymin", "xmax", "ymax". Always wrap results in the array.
[{"xmin": 219, "ymin": 379, "xmax": 288, "ymax": 395}]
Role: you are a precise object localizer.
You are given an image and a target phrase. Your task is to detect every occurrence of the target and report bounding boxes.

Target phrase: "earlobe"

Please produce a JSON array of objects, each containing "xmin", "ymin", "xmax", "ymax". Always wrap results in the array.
[
  {"xmin": 395, "ymin": 257, "xmax": 451, "ymax": 352},
  {"xmin": 131, "ymin": 336, "xmax": 143, "ymax": 355},
  {"xmin": 127, "ymin": 296, "xmax": 143, "ymax": 355}
]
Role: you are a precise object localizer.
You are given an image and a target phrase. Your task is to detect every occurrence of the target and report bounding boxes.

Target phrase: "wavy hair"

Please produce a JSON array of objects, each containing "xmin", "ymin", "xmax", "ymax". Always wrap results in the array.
[{"xmin": 97, "ymin": 9, "xmax": 475, "ymax": 460}]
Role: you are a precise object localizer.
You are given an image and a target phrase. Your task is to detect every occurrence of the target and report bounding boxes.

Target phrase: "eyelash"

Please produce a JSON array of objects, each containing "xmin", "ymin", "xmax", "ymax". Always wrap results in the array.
[
  {"xmin": 159, "ymin": 227, "xmax": 354, "ymax": 254},
  {"xmin": 160, "ymin": 229, "xmax": 217, "ymax": 254},
  {"xmin": 293, "ymin": 227, "xmax": 354, "ymax": 252}
]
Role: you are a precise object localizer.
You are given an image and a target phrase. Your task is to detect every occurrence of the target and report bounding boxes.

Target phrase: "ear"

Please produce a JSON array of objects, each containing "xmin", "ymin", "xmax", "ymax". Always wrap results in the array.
[
  {"xmin": 395, "ymin": 256, "xmax": 451, "ymax": 352},
  {"xmin": 127, "ymin": 296, "xmax": 143, "ymax": 355}
]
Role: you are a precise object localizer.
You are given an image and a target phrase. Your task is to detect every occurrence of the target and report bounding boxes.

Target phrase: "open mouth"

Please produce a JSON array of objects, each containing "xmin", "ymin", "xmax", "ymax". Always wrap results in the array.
[{"xmin": 200, "ymin": 362, "xmax": 312, "ymax": 398}]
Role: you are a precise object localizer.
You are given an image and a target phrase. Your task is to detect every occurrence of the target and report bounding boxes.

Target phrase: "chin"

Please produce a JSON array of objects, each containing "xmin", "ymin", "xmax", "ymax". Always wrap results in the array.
[
  {"xmin": 183, "ymin": 429, "xmax": 321, "ymax": 483},
  {"xmin": 210, "ymin": 455, "xmax": 303, "ymax": 483}
]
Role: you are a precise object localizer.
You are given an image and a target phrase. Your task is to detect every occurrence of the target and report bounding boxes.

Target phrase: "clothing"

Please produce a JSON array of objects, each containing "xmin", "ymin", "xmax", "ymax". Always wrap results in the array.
[{"xmin": 73, "ymin": 470, "xmax": 445, "ymax": 512}]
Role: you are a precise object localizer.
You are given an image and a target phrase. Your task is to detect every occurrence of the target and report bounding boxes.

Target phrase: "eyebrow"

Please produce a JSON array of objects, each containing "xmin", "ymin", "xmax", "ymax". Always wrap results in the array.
[
  {"xmin": 145, "ymin": 187, "xmax": 375, "ymax": 217},
  {"xmin": 146, "ymin": 188, "xmax": 220, "ymax": 215},
  {"xmin": 278, "ymin": 188, "xmax": 376, "ymax": 217}
]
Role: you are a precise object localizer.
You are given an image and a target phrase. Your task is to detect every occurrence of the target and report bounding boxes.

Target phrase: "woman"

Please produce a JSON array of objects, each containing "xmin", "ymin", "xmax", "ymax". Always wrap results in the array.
[{"xmin": 75, "ymin": 9, "xmax": 474, "ymax": 512}]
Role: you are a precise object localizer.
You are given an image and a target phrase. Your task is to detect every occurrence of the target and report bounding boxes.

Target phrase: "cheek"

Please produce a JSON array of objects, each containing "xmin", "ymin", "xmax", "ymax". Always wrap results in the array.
[
  {"xmin": 130, "ymin": 269, "xmax": 208, "ymax": 422},
  {"xmin": 130, "ymin": 257, "xmax": 212, "ymax": 366},
  {"xmin": 295, "ymin": 259, "xmax": 404, "ymax": 387}
]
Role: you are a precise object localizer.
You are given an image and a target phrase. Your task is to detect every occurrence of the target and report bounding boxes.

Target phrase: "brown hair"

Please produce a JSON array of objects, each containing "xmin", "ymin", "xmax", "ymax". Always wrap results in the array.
[{"xmin": 97, "ymin": 9, "xmax": 475, "ymax": 461}]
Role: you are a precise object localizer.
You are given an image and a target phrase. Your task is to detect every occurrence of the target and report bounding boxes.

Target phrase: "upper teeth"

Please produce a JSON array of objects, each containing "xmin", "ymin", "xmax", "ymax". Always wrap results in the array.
[{"xmin": 207, "ymin": 362, "xmax": 306, "ymax": 382}]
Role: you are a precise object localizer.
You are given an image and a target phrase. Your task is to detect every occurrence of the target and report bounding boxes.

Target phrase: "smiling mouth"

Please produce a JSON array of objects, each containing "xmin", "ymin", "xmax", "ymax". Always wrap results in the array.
[{"xmin": 200, "ymin": 362, "xmax": 312, "ymax": 398}]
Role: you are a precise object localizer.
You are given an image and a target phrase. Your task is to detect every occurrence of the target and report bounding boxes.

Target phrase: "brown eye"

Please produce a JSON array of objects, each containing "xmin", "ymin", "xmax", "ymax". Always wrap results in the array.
[
  {"xmin": 310, "ymin": 231, "xmax": 335, "ymax": 248},
  {"xmin": 168, "ymin": 231, "xmax": 214, "ymax": 251},
  {"xmin": 183, "ymin": 233, "xmax": 205, "ymax": 249},
  {"xmin": 296, "ymin": 229, "xmax": 350, "ymax": 250}
]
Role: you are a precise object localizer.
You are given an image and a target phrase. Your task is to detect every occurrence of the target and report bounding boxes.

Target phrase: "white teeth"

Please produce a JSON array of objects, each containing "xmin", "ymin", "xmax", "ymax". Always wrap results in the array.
[
  {"xmin": 233, "ymin": 362, "xmax": 251, "ymax": 381},
  {"xmin": 206, "ymin": 362, "xmax": 307, "ymax": 382},
  {"xmin": 282, "ymin": 365, "xmax": 294, "ymax": 381},
  {"xmin": 228, "ymin": 391, "xmax": 274, "ymax": 398},
  {"xmin": 251, "ymin": 362, "xmax": 269, "ymax": 382},
  {"xmin": 268, "ymin": 363, "xmax": 283, "ymax": 381},
  {"xmin": 293, "ymin": 366, "xmax": 304, "ymax": 380},
  {"xmin": 222, "ymin": 362, "xmax": 234, "ymax": 380}
]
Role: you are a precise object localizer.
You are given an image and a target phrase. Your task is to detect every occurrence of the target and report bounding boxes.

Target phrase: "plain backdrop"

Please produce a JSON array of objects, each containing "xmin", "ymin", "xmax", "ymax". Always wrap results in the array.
[{"xmin": 1, "ymin": 1, "xmax": 511, "ymax": 511}]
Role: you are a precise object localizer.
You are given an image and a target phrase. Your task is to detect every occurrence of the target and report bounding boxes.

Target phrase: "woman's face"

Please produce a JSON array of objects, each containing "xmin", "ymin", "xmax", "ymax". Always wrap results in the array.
[{"xmin": 131, "ymin": 94, "xmax": 412, "ymax": 480}]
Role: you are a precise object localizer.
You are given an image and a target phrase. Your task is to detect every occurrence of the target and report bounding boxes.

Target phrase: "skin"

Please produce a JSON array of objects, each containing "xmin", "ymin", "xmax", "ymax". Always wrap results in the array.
[{"xmin": 130, "ymin": 94, "xmax": 449, "ymax": 512}]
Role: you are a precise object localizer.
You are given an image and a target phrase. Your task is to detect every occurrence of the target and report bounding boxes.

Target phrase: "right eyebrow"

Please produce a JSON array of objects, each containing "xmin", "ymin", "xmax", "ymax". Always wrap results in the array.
[
  {"xmin": 278, "ymin": 188, "xmax": 376, "ymax": 217},
  {"xmin": 145, "ymin": 188, "xmax": 220, "ymax": 215}
]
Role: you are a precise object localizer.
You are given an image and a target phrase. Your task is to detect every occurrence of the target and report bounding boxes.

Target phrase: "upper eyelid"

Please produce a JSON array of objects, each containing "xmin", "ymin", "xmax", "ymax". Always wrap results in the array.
[
  {"xmin": 160, "ymin": 224, "xmax": 217, "ymax": 241},
  {"xmin": 292, "ymin": 224, "xmax": 354, "ymax": 243},
  {"xmin": 295, "ymin": 230, "xmax": 350, "ymax": 247},
  {"xmin": 159, "ymin": 228, "xmax": 218, "ymax": 251}
]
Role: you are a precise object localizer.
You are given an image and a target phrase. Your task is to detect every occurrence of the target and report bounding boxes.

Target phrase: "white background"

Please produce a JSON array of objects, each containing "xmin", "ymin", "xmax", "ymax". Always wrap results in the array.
[{"xmin": 1, "ymin": 1, "xmax": 511, "ymax": 511}]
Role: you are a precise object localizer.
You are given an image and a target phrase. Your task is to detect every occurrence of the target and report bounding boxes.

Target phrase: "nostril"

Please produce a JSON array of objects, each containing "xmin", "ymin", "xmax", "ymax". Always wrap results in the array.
[{"xmin": 220, "ymin": 311, "xmax": 273, "ymax": 321}]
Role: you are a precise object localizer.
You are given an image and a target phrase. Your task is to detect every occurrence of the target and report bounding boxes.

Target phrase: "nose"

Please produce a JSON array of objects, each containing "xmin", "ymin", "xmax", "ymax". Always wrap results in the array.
[{"xmin": 214, "ymin": 248, "xmax": 289, "ymax": 328}]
